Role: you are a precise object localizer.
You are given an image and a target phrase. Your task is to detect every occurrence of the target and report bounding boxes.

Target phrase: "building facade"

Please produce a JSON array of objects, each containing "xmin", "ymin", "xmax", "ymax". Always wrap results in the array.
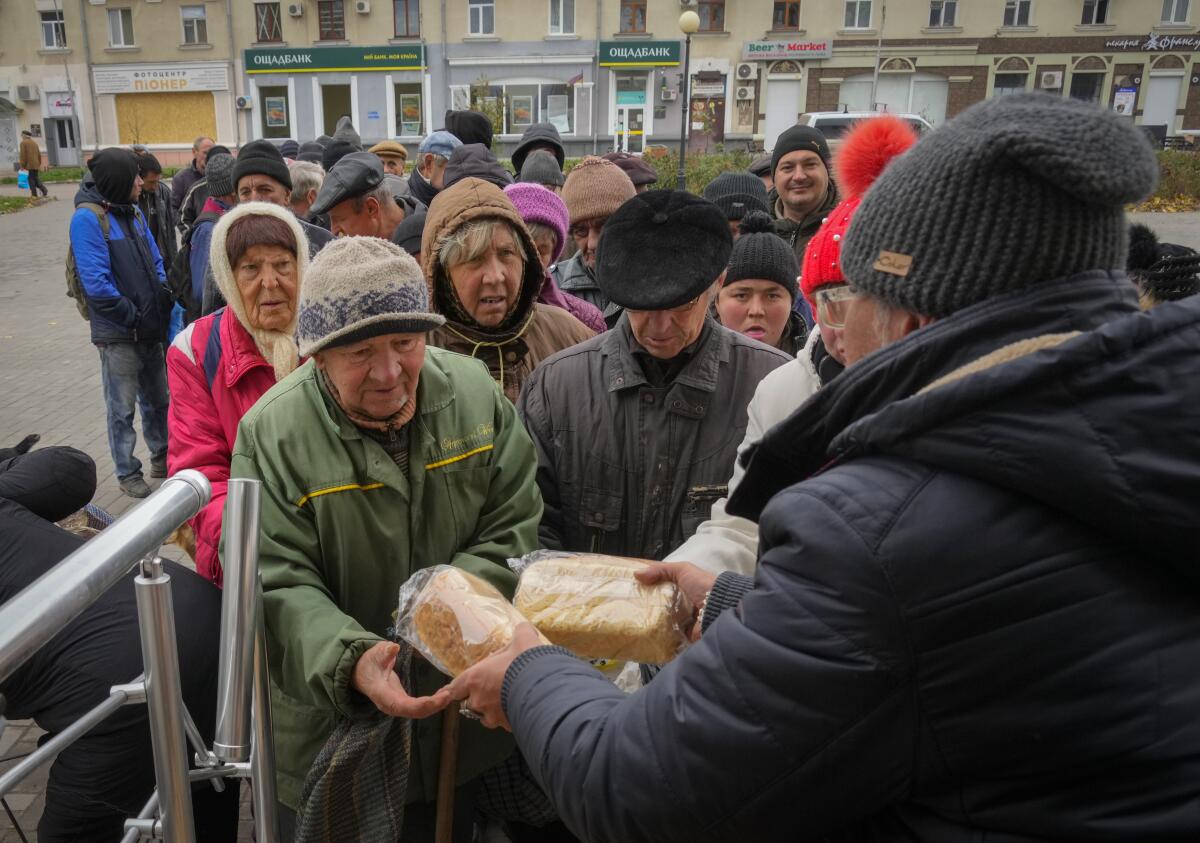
[{"xmin": 1, "ymin": 0, "xmax": 1198, "ymax": 172}]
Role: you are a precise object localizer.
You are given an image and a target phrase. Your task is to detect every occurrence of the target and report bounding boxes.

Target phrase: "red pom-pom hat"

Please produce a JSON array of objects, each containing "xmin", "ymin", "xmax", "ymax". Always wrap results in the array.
[{"xmin": 800, "ymin": 115, "xmax": 919, "ymax": 313}]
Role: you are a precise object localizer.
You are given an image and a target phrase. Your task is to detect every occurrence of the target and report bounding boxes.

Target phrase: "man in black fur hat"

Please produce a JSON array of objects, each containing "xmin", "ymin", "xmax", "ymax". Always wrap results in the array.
[{"xmin": 516, "ymin": 190, "xmax": 790, "ymax": 560}]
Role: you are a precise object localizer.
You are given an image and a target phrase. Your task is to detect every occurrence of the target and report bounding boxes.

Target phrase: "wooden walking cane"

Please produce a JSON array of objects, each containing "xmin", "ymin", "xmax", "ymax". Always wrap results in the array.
[{"xmin": 434, "ymin": 706, "xmax": 461, "ymax": 843}]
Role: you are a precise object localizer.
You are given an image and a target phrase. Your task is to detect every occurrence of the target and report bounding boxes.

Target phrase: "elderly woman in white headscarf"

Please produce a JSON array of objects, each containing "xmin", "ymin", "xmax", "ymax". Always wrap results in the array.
[{"xmin": 166, "ymin": 202, "xmax": 309, "ymax": 585}]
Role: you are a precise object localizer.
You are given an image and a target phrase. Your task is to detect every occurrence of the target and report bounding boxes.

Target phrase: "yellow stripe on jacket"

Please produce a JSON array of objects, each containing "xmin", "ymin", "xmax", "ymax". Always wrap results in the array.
[
  {"xmin": 296, "ymin": 482, "xmax": 386, "ymax": 507},
  {"xmin": 425, "ymin": 444, "xmax": 494, "ymax": 470}
]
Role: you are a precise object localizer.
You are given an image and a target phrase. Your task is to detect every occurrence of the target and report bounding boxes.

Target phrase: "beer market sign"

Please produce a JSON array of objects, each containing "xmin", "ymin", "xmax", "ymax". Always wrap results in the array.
[
  {"xmin": 245, "ymin": 45, "xmax": 425, "ymax": 73},
  {"xmin": 599, "ymin": 41, "xmax": 681, "ymax": 67},
  {"xmin": 93, "ymin": 64, "xmax": 229, "ymax": 94},
  {"xmin": 742, "ymin": 40, "xmax": 833, "ymax": 61},
  {"xmin": 1105, "ymin": 33, "xmax": 1200, "ymax": 51}
]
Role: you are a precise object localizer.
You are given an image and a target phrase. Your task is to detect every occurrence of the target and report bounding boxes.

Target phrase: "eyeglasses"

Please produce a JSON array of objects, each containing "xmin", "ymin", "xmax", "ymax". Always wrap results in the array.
[
  {"xmin": 814, "ymin": 285, "xmax": 858, "ymax": 329},
  {"xmin": 569, "ymin": 220, "xmax": 605, "ymax": 240}
]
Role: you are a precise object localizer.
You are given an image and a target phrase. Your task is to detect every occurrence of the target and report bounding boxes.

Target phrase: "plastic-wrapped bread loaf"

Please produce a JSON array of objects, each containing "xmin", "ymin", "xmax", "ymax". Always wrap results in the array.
[
  {"xmin": 396, "ymin": 566, "xmax": 547, "ymax": 677},
  {"xmin": 513, "ymin": 553, "xmax": 691, "ymax": 664}
]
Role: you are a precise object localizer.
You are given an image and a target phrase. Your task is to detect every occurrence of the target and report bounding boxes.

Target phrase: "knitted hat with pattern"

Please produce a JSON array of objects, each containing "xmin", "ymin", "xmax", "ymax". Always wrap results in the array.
[
  {"xmin": 209, "ymin": 202, "xmax": 311, "ymax": 380},
  {"xmin": 561, "ymin": 156, "xmax": 636, "ymax": 225},
  {"xmin": 841, "ymin": 93, "xmax": 1159, "ymax": 318},
  {"xmin": 727, "ymin": 212, "xmax": 798, "ymax": 300},
  {"xmin": 504, "ymin": 182, "xmax": 569, "ymax": 262},
  {"xmin": 297, "ymin": 236, "xmax": 445, "ymax": 356},
  {"xmin": 800, "ymin": 115, "xmax": 918, "ymax": 312}
]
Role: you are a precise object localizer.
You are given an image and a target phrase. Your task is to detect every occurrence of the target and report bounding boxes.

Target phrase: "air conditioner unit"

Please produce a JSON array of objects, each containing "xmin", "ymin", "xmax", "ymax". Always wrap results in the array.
[
  {"xmin": 735, "ymin": 62, "xmax": 758, "ymax": 81},
  {"xmin": 1039, "ymin": 70, "xmax": 1063, "ymax": 89},
  {"xmin": 679, "ymin": 0, "xmax": 697, "ymax": 7},
  {"xmin": 735, "ymin": 85, "xmax": 754, "ymax": 101},
  {"xmin": 354, "ymin": 0, "xmax": 369, "ymax": 12},
  {"xmin": 16, "ymin": 85, "xmax": 39, "ymax": 102},
  {"xmin": 235, "ymin": 95, "xmax": 252, "ymax": 110},
  {"xmin": 661, "ymin": 89, "xmax": 677, "ymax": 101},
  {"xmin": 287, "ymin": 2, "xmax": 303, "ymax": 16}
]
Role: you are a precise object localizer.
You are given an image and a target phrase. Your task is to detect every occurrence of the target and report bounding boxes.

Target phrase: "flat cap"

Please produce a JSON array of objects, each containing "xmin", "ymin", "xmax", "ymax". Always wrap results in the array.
[
  {"xmin": 370, "ymin": 139, "xmax": 409, "ymax": 161},
  {"xmin": 601, "ymin": 151, "xmax": 659, "ymax": 186},
  {"xmin": 418, "ymin": 130, "xmax": 462, "ymax": 160},
  {"xmin": 310, "ymin": 151, "xmax": 385, "ymax": 216},
  {"xmin": 596, "ymin": 189, "xmax": 731, "ymax": 310}
]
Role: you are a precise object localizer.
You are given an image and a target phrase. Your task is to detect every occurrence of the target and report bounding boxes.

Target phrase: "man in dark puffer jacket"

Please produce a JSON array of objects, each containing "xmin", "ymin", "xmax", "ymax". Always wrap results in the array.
[{"xmin": 443, "ymin": 94, "xmax": 1200, "ymax": 841}]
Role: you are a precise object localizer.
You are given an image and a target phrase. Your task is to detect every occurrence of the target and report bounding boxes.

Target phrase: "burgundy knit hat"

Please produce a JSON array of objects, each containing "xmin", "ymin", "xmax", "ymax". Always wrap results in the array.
[{"xmin": 504, "ymin": 182, "xmax": 569, "ymax": 262}]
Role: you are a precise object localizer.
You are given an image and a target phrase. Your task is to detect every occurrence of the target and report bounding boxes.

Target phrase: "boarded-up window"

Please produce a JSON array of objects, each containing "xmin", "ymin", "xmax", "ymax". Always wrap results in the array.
[{"xmin": 115, "ymin": 91, "xmax": 216, "ymax": 144}]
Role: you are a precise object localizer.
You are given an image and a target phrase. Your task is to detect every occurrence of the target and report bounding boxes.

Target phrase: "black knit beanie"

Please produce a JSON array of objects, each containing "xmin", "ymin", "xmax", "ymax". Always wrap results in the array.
[
  {"xmin": 322, "ymin": 139, "xmax": 359, "ymax": 173},
  {"xmin": 233, "ymin": 139, "xmax": 293, "ymax": 192},
  {"xmin": 444, "ymin": 110, "xmax": 493, "ymax": 149},
  {"xmin": 726, "ymin": 211, "xmax": 799, "ymax": 299},
  {"xmin": 703, "ymin": 171, "xmax": 770, "ymax": 220},
  {"xmin": 771, "ymin": 125, "xmax": 831, "ymax": 177},
  {"xmin": 279, "ymin": 138, "xmax": 300, "ymax": 159},
  {"xmin": 88, "ymin": 147, "xmax": 140, "ymax": 205}
]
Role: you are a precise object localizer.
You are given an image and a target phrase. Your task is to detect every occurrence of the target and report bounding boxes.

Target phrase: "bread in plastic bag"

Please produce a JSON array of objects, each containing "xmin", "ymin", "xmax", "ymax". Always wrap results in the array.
[
  {"xmin": 511, "ymin": 552, "xmax": 692, "ymax": 664},
  {"xmin": 395, "ymin": 565, "xmax": 547, "ymax": 677}
]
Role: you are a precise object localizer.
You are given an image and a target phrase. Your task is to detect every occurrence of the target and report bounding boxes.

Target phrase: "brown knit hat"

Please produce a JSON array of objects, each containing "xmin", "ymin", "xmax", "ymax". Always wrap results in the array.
[{"xmin": 561, "ymin": 156, "xmax": 636, "ymax": 226}]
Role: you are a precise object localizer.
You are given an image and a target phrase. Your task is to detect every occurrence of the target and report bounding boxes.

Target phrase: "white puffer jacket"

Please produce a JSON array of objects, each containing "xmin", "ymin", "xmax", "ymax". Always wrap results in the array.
[{"xmin": 665, "ymin": 326, "xmax": 825, "ymax": 575}]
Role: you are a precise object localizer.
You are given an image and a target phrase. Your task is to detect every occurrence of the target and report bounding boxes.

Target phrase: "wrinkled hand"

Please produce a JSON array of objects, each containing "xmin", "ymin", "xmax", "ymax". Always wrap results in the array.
[
  {"xmin": 352, "ymin": 641, "xmax": 452, "ymax": 719},
  {"xmin": 635, "ymin": 562, "xmax": 717, "ymax": 641},
  {"xmin": 445, "ymin": 623, "xmax": 545, "ymax": 732}
]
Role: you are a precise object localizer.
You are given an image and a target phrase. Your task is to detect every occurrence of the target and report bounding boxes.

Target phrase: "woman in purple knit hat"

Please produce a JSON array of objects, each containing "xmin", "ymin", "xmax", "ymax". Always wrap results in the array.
[{"xmin": 503, "ymin": 182, "xmax": 608, "ymax": 333}]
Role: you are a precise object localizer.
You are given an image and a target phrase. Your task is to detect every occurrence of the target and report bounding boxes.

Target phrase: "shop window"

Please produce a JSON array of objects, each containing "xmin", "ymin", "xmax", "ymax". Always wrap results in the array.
[
  {"xmin": 107, "ymin": 8, "xmax": 134, "ymax": 47},
  {"xmin": 259, "ymin": 85, "xmax": 290, "ymax": 139},
  {"xmin": 470, "ymin": 81, "xmax": 576, "ymax": 134},
  {"xmin": 620, "ymin": 0, "xmax": 646, "ymax": 33},
  {"xmin": 698, "ymin": 1, "xmax": 725, "ymax": 31},
  {"xmin": 395, "ymin": 83, "xmax": 423, "ymax": 135},
  {"xmin": 838, "ymin": 71, "xmax": 948, "ymax": 125},
  {"xmin": 773, "ymin": 1, "xmax": 800, "ymax": 29},
  {"xmin": 394, "ymin": 0, "xmax": 420, "ymax": 36},
  {"xmin": 928, "ymin": 0, "xmax": 956, "ymax": 27},
  {"xmin": 469, "ymin": 0, "xmax": 494, "ymax": 35},
  {"xmin": 994, "ymin": 72, "xmax": 1027, "ymax": 95},
  {"xmin": 1162, "ymin": 0, "xmax": 1190, "ymax": 23},
  {"xmin": 1080, "ymin": 0, "xmax": 1108, "ymax": 24},
  {"xmin": 181, "ymin": 6, "xmax": 208, "ymax": 45},
  {"xmin": 318, "ymin": 0, "xmax": 345, "ymax": 40},
  {"xmin": 844, "ymin": 0, "xmax": 872, "ymax": 29},
  {"xmin": 40, "ymin": 11, "xmax": 67, "ymax": 49},
  {"xmin": 549, "ymin": 0, "xmax": 575, "ymax": 35},
  {"xmin": 1003, "ymin": 0, "xmax": 1031, "ymax": 27},
  {"xmin": 255, "ymin": 3, "xmax": 283, "ymax": 41},
  {"xmin": 1069, "ymin": 72, "xmax": 1104, "ymax": 103}
]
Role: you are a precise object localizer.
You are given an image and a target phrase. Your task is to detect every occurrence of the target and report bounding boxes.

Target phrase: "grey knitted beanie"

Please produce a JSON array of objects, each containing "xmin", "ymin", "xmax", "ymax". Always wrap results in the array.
[
  {"xmin": 841, "ymin": 93, "xmax": 1159, "ymax": 318},
  {"xmin": 204, "ymin": 152, "xmax": 236, "ymax": 197},
  {"xmin": 297, "ymin": 236, "xmax": 445, "ymax": 356}
]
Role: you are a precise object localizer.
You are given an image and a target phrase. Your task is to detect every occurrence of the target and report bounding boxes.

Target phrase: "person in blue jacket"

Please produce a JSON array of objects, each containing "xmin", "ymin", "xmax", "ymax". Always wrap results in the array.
[
  {"xmin": 70, "ymin": 147, "xmax": 171, "ymax": 498},
  {"xmin": 444, "ymin": 95, "xmax": 1200, "ymax": 842}
]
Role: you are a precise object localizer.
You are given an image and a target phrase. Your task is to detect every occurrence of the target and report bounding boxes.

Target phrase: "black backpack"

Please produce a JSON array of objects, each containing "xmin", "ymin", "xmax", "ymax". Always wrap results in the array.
[{"xmin": 168, "ymin": 210, "xmax": 220, "ymax": 325}]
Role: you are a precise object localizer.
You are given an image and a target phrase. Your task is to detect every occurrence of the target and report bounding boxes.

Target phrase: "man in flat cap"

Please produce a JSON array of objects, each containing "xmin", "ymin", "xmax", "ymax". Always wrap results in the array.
[
  {"xmin": 310, "ymin": 151, "xmax": 412, "ymax": 241},
  {"xmin": 517, "ymin": 190, "xmax": 789, "ymax": 560},
  {"xmin": 369, "ymin": 139, "xmax": 409, "ymax": 176}
]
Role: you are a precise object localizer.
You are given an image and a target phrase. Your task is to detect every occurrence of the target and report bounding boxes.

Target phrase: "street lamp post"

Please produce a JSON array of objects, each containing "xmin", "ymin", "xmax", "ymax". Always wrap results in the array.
[{"xmin": 677, "ymin": 10, "xmax": 700, "ymax": 191}]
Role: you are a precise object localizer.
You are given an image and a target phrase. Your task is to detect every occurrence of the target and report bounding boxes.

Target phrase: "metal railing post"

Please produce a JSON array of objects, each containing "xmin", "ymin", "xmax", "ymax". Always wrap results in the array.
[
  {"xmin": 0, "ymin": 470, "xmax": 210, "ymax": 685},
  {"xmin": 135, "ymin": 556, "xmax": 196, "ymax": 843},
  {"xmin": 213, "ymin": 478, "xmax": 262, "ymax": 763},
  {"xmin": 251, "ymin": 597, "xmax": 280, "ymax": 842}
]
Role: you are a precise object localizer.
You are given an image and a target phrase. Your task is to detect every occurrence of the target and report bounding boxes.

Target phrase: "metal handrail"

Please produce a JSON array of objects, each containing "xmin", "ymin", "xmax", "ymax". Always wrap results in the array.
[
  {"xmin": 0, "ymin": 472, "xmax": 280, "ymax": 842},
  {"xmin": 0, "ymin": 470, "xmax": 210, "ymax": 685}
]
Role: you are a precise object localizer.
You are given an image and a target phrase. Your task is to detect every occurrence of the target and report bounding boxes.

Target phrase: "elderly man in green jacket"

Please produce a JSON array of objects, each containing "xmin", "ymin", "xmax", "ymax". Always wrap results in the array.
[{"xmin": 228, "ymin": 236, "xmax": 542, "ymax": 841}]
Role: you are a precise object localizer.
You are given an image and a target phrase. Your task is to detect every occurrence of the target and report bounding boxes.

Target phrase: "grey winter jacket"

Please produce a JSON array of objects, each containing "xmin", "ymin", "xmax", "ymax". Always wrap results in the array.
[
  {"xmin": 516, "ymin": 315, "xmax": 789, "ymax": 560},
  {"xmin": 137, "ymin": 181, "xmax": 178, "ymax": 272},
  {"xmin": 551, "ymin": 254, "xmax": 622, "ymax": 326}
]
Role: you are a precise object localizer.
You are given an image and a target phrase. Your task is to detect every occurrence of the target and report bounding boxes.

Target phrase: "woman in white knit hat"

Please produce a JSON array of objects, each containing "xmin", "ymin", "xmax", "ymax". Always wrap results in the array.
[{"xmin": 166, "ymin": 201, "xmax": 310, "ymax": 585}]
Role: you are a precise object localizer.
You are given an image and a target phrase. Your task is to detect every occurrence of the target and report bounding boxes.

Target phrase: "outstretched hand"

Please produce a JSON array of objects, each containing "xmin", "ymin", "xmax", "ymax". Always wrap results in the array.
[
  {"xmin": 352, "ymin": 641, "xmax": 452, "ymax": 719},
  {"xmin": 445, "ymin": 623, "xmax": 545, "ymax": 731},
  {"xmin": 635, "ymin": 562, "xmax": 717, "ymax": 641}
]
